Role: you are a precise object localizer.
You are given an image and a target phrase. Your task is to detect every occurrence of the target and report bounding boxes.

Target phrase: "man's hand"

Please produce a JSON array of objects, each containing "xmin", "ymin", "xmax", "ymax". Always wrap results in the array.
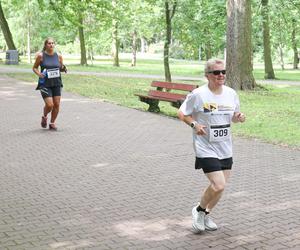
[
  {"xmin": 194, "ymin": 124, "xmax": 207, "ymax": 135},
  {"xmin": 233, "ymin": 112, "xmax": 246, "ymax": 123}
]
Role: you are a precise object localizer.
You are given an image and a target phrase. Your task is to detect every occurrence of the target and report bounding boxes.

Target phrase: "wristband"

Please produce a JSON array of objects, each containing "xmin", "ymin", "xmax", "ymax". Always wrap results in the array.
[{"xmin": 190, "ymin": 121, "xmax": 197, "ymax": 129}]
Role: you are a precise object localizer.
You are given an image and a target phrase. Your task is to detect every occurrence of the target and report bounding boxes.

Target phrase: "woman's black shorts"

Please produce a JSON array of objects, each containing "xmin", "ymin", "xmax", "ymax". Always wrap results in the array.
[
  {"xmin": 40, "ymin": 86, "xmax": 61, "ymax": 98},
  {"xmin": 195, "ymin": 157, "xmax": 233, "ymax": 173}
]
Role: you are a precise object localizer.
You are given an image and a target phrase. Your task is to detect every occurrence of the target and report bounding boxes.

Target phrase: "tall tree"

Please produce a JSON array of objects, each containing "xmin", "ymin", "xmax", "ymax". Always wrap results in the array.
[
  {"xmin": 270, "ymin": 12, "xmax": 286, "ymax": 70},
  {"xmin": 78, "ymin": 13, "xmax": 87, "ymax": 65},
  {"xmin": 49, "ymin": 0, "xmax": 88, "ymax": 65},
  {"xmin": 111, "ymin": 0, "xmax": 120, "ymax": 67},
  {"xmin": 123, "ymin": 0, "xmax": 157, "ymax": 66},
  {"xmin": 226, "ymin": 0, "xmax": 256, "ymax": 90},
  {"xmin": 131, "ymin": 29, "xmax": 137, "ymax": 66},
  {"xmin": 164, "ymin": 0, "xmax": 177, "ymax": 82},
  {"xmin": 26, "ymin": 0, "xmax": 34, "ymax": 63},
  {"xmin": 173, "ymin": 0, "xmax": 226, "ymax": 60},
  {"xmin": 277, "ymin": 18, "xmax": 285, "ymax": 70},
  {"xmin": 261, "ymin": 0, "xmax": 275, "ymax": 79},
  {"xmin": 0, "ymin": 1, "xmax": 16, "ymax": 50},
  {"xmin": 291, "ymin": 18, "xmax": 299, "ymax": 69}
]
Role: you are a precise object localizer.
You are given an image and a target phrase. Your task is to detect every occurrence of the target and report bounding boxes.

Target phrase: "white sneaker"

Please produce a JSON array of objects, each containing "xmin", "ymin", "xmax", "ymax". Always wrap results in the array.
[
  {"xmin": 192, "ymin": 206, "xmax": 205, "ymax": 232},
  {"xmin": 204, "ymin": 216, "xmax": 218, "ymax": 231}
]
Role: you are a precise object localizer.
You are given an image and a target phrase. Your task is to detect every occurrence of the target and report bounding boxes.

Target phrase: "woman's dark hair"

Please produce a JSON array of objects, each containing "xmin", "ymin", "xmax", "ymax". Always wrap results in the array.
[{"xmin": 42, "ymin": 37, "xmax": 55, "ymax": 51}]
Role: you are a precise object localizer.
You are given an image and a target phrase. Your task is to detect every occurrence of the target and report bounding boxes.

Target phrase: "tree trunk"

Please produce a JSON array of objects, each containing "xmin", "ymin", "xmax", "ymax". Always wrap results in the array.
[
  {"xmin": 112, "ymin": 0, "xmax": 119, "ymax": 67},
  {"xmin": 88, "ymin": 47, "xmax": 94, "ymax": 66},
  {"xmin": 279, "ymin": 46, "xmax": 284, "ymax": 70},
  {"xmin": 291, "ymin": 19, "xmax": 299, "ymax": 69},
  {"xmin": 78, "ymin": 15, "xmax": 87, "ymax": 66},
  {"xmin": 140, "ymin": 37, "xmax": 147, "ymax": 53},
  {"xmin": 204, "ymin": 42, "xmax": 212, "ymax": 60},
  {"xmin": 198, "ymin": 46, "xmax": 202, "ymax": 61},
  {"xmin": 164, "ymin": 0, "xmax": 177, "ymax": 82},
  {"xmin": 278, "ymin": 19, "xmax": 284, "ymax": 70},
  {"xmin": 226, "ymin": 0, "xmax": 256, "ymax": 90},
  {"xmin": 131, "ymin": 29, "xmax": 137, "ymax": 67},
  {"xmin": 26, "ymin": 0, "xmax": 31, "ymax": 63},
  {"xmin": 261, "ymin": 0, "xmax": 275, "ymax": 79},
  {"xmin": 0, "ymin": 1, "xmax": 16, "ymax": 50},
  {"xmin": 27, "ymin": 18, "xmax": 31, "ymax": 63},
  {"xmin": 112, "ymin": 19, "xmax": 119, "ymax": 67}
]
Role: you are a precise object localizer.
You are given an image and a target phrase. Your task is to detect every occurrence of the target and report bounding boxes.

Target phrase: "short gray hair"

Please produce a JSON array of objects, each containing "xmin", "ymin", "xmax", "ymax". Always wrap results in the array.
[{"xmin": 204, "ymin": 58, "xmax": 224, "ymax": 74}]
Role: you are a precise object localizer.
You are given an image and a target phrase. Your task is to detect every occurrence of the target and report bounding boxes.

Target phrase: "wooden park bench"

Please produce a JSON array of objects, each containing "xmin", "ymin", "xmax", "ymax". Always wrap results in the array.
[{"xmin": 135, "ymin": 81, "xmax": 198, "ymax": 112}]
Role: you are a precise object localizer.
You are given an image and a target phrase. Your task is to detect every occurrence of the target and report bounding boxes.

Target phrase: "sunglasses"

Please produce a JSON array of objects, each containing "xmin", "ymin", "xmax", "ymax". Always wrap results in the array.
[{"xmin": 208, "ymin": 70, "xmax": 226, "ymax": 75}]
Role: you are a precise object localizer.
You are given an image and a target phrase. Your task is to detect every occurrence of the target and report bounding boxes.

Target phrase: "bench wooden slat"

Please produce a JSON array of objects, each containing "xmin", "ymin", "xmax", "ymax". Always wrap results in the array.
[
  {"xmin": 135, "ymin": 91, "xmax": 186, "ymax": 103},
  {"xmin": 135, "ymin": 93, "xmax": 180, "ymax": 103},
  {"xmin": 148, "ymin": 90, "xmax": 186, "ymax": 101},
  {"xmin": 151, "ymin": 81, "xmax": 197, "ymax": 91}
]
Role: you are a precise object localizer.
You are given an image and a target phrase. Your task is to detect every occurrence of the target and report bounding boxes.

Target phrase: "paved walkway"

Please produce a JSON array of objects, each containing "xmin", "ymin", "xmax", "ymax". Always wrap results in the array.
[{"xmin": 0, "ymin": 75, "xmax": 300, "ymax": 250}]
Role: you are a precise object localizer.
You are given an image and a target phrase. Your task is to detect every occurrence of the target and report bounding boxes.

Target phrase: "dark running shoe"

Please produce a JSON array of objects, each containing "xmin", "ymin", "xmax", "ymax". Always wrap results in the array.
[
  {"xmin": 49, "ymin": 123, "xmax": 57, "ymax": 131},
  {"xmin": 41, "ymin": 116, "xmax": 47, "ymax": 128}
]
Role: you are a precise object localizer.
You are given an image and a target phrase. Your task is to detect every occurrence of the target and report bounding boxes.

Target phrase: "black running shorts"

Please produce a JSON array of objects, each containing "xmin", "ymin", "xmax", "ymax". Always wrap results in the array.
[
  {"xmin": 40, "ymin": 86, "xmax": 61, "ymax": 98},
  {"xmin": 195, "ymin": 157, "xmax": 233, "ymax": 173}
]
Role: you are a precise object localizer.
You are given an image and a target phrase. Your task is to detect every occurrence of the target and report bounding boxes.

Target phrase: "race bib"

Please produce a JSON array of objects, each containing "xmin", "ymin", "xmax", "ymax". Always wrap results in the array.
[
  {"xmin": 209, "ymin": 124, "xmax": 231, "ymax": 142},
  {"xmin": 47, "ymin": 68, "xmax": 60, "ymax": 79}
]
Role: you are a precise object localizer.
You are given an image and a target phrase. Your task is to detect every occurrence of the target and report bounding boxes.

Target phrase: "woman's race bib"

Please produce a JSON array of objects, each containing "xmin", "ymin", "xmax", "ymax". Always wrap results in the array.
[{"xmin": 47, "ymin": 68, "xmax": 60, "ymax": 79}]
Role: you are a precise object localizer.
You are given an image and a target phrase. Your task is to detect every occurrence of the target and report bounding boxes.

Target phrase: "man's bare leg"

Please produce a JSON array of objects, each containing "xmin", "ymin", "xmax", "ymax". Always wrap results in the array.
[
  {"xmin": 199, "ymin": 170, "xmax": 227, "ymax": 210},
  {"xmin": 205, "ymin": 170, "xmax": 231, "ymax": 212}
]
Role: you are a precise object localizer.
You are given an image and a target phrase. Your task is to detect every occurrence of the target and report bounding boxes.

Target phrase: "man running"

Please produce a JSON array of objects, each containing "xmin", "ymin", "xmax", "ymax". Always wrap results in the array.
[{"xmin": 178, "ymin": 58, "xmax": 246, "ymax": 233}]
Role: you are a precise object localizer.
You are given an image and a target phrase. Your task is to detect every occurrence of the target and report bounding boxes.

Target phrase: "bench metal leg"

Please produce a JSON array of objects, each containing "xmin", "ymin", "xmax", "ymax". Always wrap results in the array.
[
  {"xmin": 139, "ymin": 97, "xmax": 160, "ymax": 113},
  {"xmin": 148, "ymin": 100, "xmax": 160, "ymax": 113}
]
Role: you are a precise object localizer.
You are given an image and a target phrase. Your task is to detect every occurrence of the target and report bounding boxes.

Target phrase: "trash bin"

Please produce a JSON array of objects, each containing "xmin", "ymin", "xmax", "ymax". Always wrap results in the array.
[{"xmin": 5, "ymin": 50, "xmax": 19, "ymax": 65}]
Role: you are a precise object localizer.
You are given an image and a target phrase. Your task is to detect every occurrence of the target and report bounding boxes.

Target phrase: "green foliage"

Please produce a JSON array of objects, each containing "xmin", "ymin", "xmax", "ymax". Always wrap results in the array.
[
  {"xmin": 173, "ymin": 0, "xmax": 226, "ymax": 60},
  {"xmin": 0, "ymin": 0, "xmax": 77, "ymax": 53},
  {"xmin": 0, "ymin": 0, "xmax": 299, "ymax": 65},
  {"xmin": 252, "ymin": 0, "xmax": 300, "ymax": 65},
  {"xmin": 117, "ymin": 0, "xmax": 159, "ymax": 52}
]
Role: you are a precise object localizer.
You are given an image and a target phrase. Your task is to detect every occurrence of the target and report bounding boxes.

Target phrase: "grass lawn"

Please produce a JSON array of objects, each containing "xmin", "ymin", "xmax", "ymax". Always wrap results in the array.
[
  {"xmin": 234, "ymin": 85, "xmax": 300, "ymax": 148},
  {"xmin": 6, "ymin": 72, "xmax": 300, "ymax": 149},
  {"xmin": 66, "ymin": 58, "xmax": 204, "ymax": 77},
  {"xmin": 2, "ymin": 56, "xmax": 300, "ymax": 81},
  {"xmin": 253, "ymin": 68, "xmax": 300, "ymax": 81}
]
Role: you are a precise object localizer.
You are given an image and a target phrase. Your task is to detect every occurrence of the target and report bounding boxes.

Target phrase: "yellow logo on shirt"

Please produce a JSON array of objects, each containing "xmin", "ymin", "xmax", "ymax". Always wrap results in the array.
[
  {"xmin": 203, "ymin": 103, "xmax": 234, "ymax": 112},
  {"xmin": 203, "ymin": 103, "xmax": 217, "ymax": 112}
]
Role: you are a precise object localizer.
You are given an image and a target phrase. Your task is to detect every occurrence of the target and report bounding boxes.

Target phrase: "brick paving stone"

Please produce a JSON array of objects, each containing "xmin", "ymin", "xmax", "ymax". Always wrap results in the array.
[
  {"xmin": 7, "ymin": 243, "xmax": 36, "ymax": 250},
  {"xmin": 0, "ymin": 75, "xmax": 300, "ymax": 250}
]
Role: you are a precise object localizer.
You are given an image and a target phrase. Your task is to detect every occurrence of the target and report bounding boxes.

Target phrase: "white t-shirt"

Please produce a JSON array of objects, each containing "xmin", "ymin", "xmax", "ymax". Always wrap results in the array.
[{"xmin": 179, "ymin": 84, "xmax": 240, "ymax": 159}]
